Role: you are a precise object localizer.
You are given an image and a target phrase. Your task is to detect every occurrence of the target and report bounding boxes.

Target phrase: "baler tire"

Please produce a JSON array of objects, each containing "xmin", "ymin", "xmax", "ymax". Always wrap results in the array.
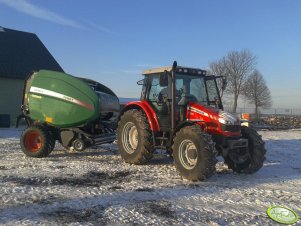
[
  {"xmin": 72, "ymin": 139, "xmax": 86, "ymax": 152},
  {"xmin": 173, "ymin": 125, "xmax": 217, "ymax": 181},
  {"xmin": 224, "ymin": 126, "xmax": 266, "ymax": 174},
  {"xmin": 20, "ymin": 125, "xmax": 55, "ymax": 158},
  {"xmin": 117, "ymin": 109, "xmax": 154, "ymax": 164}
]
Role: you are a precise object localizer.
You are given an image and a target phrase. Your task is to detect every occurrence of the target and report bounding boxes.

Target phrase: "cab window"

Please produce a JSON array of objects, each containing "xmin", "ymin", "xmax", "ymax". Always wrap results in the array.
[
  {"xmin": 148, "ymin": 74, "xmax": 167, "ymax": 101},
  {"xmin": 206, "ymin": 79, "xmax": 219, "ymax": 102}
]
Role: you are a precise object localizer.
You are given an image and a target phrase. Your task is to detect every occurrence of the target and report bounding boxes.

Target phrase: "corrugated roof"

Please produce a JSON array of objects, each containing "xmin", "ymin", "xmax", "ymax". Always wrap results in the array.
[{"xmin": 0, "ymin": 26, "xmax": 64, "ymax": 79}]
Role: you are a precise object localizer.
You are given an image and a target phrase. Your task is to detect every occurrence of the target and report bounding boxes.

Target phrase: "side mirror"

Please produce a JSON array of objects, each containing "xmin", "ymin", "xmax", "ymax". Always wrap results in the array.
[
  {"xmin": 159, "ymin": 72, "xmax": 168, "ymax": 87},
  {"xmin": 137, "ymin": 79, "xmax": 144, "ymax": 85},
  {"xmin": 222, "ymin": 78, "xmax": 227, "ymax": 91}
]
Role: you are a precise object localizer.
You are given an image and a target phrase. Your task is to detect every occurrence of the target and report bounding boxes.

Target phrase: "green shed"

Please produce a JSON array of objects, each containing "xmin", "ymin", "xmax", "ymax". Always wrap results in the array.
[{"xmin": 0, "ymin": 26, "xmax": 64, "ymax": 127}]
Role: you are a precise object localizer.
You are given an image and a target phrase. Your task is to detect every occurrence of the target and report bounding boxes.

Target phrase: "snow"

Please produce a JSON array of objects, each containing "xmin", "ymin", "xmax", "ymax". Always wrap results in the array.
[{"xmin": 0, "ymin": 128, "xmax": 300, "ymax": 225}]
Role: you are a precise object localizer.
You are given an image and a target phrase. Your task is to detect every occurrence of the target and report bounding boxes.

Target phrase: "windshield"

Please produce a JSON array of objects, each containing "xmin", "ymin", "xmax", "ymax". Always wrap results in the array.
[{"xmin": 176, "ymin": 74, "xmax": 221, "ymax": 108}]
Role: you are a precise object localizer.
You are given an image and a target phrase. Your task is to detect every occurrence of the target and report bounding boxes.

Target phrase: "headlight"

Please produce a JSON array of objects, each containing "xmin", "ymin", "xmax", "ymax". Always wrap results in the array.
[
  {"xmin": 218, "ymin": 111, "xmax": 239, "ymax": 125},
  {"xmin": 218, "ymin": 118, "xmax": 227, "ymax": 124}
]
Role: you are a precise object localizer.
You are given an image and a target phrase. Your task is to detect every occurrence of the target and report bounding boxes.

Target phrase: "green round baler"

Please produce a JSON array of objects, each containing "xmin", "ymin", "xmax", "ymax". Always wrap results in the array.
[{"xmin": 17, "ymin": 70, "xmax": 120, "ymax": 157}]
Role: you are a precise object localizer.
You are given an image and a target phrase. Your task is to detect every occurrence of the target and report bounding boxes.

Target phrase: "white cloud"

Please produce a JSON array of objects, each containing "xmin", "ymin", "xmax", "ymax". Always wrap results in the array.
[
  {"xmin": 0, "ymin": 0, "xmax": 117, "ymax": 34},
  {"xmin": 0, "ymin": 0, "xmax": 85, "ymax": 29}
]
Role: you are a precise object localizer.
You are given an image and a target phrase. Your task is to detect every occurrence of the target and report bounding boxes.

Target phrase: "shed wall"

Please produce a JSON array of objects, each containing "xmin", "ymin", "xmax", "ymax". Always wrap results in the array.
[{"xmin": 0, "ymin": 78, "xmax": 24, "ymax": 126}]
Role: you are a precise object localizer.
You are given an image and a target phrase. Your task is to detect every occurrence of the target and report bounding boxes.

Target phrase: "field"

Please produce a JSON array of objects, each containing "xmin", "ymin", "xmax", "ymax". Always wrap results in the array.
[{"xmin": 0, "ymin": 128, "xmax": 300, "ymax": 225}]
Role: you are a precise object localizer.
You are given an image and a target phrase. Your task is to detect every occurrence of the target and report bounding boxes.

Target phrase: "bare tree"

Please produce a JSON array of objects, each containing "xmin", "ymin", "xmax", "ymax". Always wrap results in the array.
[
  {"xmin": 209, "ymin": 49, "xmax": 256, "ymax": 112},
  {"xmin": 242, "ymin": 70, "xmax": 272, "ymax": 119}
]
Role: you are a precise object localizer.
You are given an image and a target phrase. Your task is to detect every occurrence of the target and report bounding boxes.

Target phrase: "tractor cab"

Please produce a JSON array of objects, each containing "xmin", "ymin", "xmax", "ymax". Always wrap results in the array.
[{"xmin": 139, "ymin": 64, "xmax": 224, "ymax": 130}]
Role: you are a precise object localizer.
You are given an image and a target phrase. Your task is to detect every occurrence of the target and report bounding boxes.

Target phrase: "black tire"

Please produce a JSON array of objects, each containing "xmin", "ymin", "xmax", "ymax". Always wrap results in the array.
[
  {"xmin": 20, "ymin": 125, "xmax": 55, "ymax": 158},
  {"xmin": 72, "ymin": 139, "xmax": 86, "ymax": 152},
  {"xmin": 224, "ymin": 126, "xmax": 266, "ymax": 174},
  {"xmin": 117, "ymin": 109, "xmax": 154, "ymax": 164},
  {"xmin": 173, "ymin": 125, "xmax": 217, "ymax": 181}
]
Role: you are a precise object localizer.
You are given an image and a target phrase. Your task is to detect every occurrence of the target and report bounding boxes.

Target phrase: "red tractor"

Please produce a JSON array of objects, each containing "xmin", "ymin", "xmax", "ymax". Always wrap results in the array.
[{"xmin": 117, "ymin": 61, "xmax": 265, "ymax": 181}]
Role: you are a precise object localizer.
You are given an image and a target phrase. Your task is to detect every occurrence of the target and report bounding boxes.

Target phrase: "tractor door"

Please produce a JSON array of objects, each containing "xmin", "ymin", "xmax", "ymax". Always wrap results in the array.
[
  {"xmin": 147, "ymin": 73, "xmax": 171, "ymax": 130},
  {"xmin": 205, "ymin": 76, "xmax": 223, "ymax": 109}
]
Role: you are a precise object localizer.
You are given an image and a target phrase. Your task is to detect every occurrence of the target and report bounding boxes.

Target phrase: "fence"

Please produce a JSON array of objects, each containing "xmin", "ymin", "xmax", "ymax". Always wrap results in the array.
[{"xmin": 224, "ymin": 107, "xmax": 301, "ymax": 116}]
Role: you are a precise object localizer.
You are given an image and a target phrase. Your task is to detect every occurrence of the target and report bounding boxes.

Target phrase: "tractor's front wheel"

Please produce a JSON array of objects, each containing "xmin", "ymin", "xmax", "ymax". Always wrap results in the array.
[
  {"xmin": 224, "ymin": 126, "xmax": 266, "ymax": 174},
  {"xmin": 20, "ymin": 125, "xmax": 55, "ymax": 158},
  {"xmin": 117, "ymin": 109, "xmax": 154, "ymax": 164},
  {"xmin": 173, "ymin": 125, "xmax": 217, "ymax": 181}
]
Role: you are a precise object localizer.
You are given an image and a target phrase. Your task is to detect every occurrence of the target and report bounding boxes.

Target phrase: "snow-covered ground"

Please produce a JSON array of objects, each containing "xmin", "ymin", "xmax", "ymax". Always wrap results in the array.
[{"xmin": 0, "ymin": 128, "xmax": 300, "ymax": 225}]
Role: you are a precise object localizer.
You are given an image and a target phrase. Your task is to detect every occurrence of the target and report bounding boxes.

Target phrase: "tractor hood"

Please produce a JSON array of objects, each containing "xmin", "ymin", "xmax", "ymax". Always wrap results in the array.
[
  {"xmin": 187, "ymin": 103, "xmax": 220, "ymax": 121},
  {"xmin": 187, "ymin": 103, "xmax": 240, "ymax": 125},
  {"xmin": 187, "ymin": 103, "xmax": 240, "ymax": 124},
  {"xmin": 187, "ymin": 103, "xmax": 241, "ymax": 136}
]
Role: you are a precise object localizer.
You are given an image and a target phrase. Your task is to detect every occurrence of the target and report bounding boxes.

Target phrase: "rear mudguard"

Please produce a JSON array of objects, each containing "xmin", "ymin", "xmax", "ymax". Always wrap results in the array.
[{"xmin": 121, "ymin": 100, "xmax": 160, "ymax": 132}]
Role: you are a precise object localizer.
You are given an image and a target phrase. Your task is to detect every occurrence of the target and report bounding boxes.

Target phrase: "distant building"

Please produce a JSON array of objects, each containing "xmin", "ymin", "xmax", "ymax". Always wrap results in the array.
[{"xmin": 0, "ymin": 26, "xmax": 64, "ymax": 127}]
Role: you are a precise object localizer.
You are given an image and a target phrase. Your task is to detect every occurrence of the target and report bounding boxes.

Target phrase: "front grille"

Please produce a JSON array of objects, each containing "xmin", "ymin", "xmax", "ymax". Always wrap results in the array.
[{"xmin": 221, "ymin": 124, "xmax": 241, "ymax": 132}]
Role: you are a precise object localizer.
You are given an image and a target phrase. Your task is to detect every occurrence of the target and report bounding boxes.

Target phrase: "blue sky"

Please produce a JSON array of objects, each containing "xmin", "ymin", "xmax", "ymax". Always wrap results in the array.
[{"xmin": 0, "ymin": 0, "xmax": 300, "ymax": 108}]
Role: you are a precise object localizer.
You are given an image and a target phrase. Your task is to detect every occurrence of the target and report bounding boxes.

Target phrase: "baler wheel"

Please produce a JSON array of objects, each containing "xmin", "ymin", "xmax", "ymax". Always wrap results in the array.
[
  {"xmin": 173, "ymin": 125, "xmax": 217, "ymax": 181},
  {"xmin": 224, "ymin": 126, "xmax": 266, "ymax": 174},
  {"xmin": 117, "ymin": 109, "xmax": 154, "ymax": 164},
  {"xmin": 72, "ymin": 139, "xmax": 86, "ymax": 152},
  {"xmin": 20, "ymin": 125, "xmax": 55, "ymax": 158}
]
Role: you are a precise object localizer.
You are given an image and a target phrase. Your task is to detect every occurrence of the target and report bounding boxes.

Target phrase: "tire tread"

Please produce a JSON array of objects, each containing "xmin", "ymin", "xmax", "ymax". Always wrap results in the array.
[
  {"xmin": 20, "ymin": 125, "xmax": 55, "ymax": 158},
  {"xmin": 172, "ymin": 124, "xmax": 217, "ymax": 181},
  {"xmin": 117, "ymin": 109, "xmax": 154, "ymax": 164}
]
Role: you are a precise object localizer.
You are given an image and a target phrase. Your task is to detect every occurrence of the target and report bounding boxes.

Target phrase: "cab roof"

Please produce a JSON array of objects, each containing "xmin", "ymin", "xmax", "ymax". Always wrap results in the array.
[{"xmin": 143, "ymin": 66, "xmax": 207, "ymax": 76}]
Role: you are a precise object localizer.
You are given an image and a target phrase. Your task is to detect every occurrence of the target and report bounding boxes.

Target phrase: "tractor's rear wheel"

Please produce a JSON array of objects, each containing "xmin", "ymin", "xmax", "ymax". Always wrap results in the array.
[
  {"xmin": 224, "ymin": 126, "xmax": 266, "ymax": 174},
  {"xmin": 20, "ymin": 125, "xmax": 55, "ymax": 158},
  {"xmin": 173, "ymin": 125, "xmax": 217, "ymax": 181},
  {"xmin": 117, "ymin": 109, "xmax": 154, "ymax": 164}
]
